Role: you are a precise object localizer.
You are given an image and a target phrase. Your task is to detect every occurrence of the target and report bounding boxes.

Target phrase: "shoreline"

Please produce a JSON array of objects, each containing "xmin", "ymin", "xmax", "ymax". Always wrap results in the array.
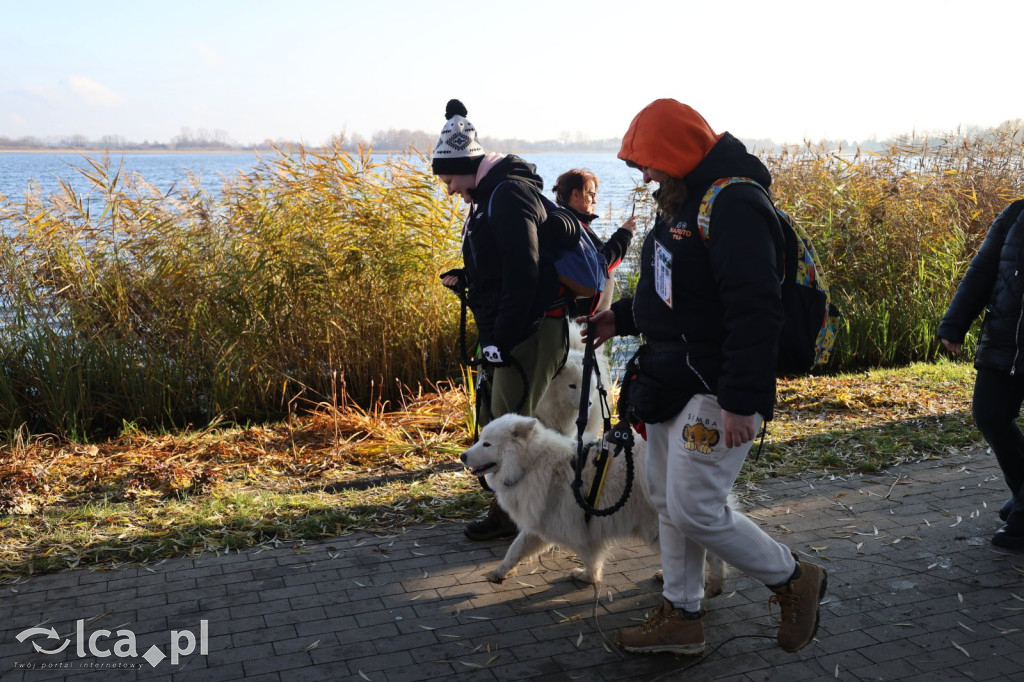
[
  {"xmin": 0, "ymin": 147, "xmax": 620, "ymax": 156},
  {"xmin": 0, "ymin": 148, "xmax": 263, "ymax": 155}
]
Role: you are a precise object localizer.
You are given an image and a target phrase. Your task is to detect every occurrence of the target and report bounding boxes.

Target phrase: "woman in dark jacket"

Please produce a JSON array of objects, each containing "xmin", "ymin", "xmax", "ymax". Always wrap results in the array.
[
  {"xmin": 938, "ymin": 199, "xmax": 1024, "ymax": 548},
  {"xmin": 551, "ymin": 168, "xmax": 637, "ymax": 315},
  {"xmin": 433, "ymin": 99, "xmax": 572, "ymax": 541},
  {"xmin": 582, "ymin": 99, "xmax": 826, "ymax": 657}
]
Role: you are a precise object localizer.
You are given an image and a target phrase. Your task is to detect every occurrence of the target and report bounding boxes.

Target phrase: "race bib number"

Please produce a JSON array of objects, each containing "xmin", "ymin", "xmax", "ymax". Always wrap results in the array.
[{"xmin": 654, "ymin": 239, "xmax": 673, "ymax": 308}]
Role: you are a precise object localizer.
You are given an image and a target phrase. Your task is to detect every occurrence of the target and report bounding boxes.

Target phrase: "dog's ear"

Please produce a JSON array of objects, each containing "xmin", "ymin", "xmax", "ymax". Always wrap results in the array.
[{"xmin": 511, "ymin": 416, "xmax": 538, "ymax": 440}]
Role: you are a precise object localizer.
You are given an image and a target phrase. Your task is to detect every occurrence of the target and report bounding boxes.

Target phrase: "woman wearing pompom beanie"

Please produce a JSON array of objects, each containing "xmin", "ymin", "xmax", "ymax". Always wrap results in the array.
[
  {"xmin": 582, "ymin": 99, "xmax": 827, "ymax": 656},
  {"xmin": 433, "ymin": 99, "xmax": 574, "ymax": 541}
]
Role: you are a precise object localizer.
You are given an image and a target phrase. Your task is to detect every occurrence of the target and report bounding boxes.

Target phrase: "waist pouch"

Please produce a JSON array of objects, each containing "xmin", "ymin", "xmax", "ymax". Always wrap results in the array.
[{"xmin": 625, "ymin": 343, "xmax": 718, "ymax": 424}]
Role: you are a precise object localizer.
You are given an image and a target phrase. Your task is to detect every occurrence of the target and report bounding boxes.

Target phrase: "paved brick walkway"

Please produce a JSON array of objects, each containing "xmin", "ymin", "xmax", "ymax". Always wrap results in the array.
[{"xmin": 1, "ymin": 447, "xmax": 1023, "ymax": 681}]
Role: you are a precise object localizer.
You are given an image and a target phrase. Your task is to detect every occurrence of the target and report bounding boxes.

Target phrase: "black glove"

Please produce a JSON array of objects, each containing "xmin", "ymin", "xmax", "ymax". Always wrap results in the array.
[{"xmin": 439, "ymin": 268, "xmax": 467, "ymax": 291}]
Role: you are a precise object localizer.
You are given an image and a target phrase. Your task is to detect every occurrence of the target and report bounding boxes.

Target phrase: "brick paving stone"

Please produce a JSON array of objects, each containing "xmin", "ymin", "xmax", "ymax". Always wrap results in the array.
[
  {"xmin": 170, "ymin": 663, "xmax": 246, "ymax": 681},
  {"xmin": 4, "ymin": 449, "xmax": 1024, "ymax": 681},
  {"xmin": 230, "ymin": 624, "xmax": 297, "ymax": 648}
]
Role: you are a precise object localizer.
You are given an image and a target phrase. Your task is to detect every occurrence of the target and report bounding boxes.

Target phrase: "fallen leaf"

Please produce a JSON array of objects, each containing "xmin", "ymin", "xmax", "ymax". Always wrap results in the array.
[{"xmin": 951, "ymin": 640, "xmax": 971, "ymax": 658}]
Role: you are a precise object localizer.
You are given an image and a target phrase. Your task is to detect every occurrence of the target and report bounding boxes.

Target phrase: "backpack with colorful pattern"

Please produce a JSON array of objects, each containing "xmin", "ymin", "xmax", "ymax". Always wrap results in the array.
[{"xmin": 698, "ymin": 177, "xmax": 839, "ymax": 375}]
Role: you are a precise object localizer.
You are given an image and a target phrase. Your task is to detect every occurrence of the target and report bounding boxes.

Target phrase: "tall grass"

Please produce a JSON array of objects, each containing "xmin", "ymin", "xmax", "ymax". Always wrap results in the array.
[
  {"xmin": 766, "ymin": 124, "xmax": 1024, "ymax": 368},
  {"xmin": 2, "ymin": 125, "xmax": 1022, "ymax": 439},
  {"xmin": 0, "ymin": 144, "xmax": 464, "ymax": 436}
]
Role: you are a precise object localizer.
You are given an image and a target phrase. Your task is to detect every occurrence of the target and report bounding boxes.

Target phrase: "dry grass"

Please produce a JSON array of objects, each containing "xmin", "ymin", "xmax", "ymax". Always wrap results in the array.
[
  {"xmin": 765, "ymin": 125, "xmax": 1024, "ymax": 368},
  {"xmin": 0, "ymin": 361, "xmax": 981, "ymax": 577},
  {"xmin": 0, "ymin": 144, "xmax": 465, "ymax": 436}
]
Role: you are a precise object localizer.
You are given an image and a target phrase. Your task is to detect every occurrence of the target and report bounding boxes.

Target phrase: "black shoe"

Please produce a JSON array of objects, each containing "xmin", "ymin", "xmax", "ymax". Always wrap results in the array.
[
  {"xmin": 991, "ymin": 524, "xmax": 1024, "ymax": 549},
  {"xmin": 464, "ymin": 500, "xmax": 518, "ymax": 541},
  {"xmin": 999, "ymin": 497, "xmax": 1015, "ymax": 522}
]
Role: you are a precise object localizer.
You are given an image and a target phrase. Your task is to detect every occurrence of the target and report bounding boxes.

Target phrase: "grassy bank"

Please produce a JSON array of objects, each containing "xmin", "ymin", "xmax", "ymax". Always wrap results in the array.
[{"xmin": 0, "ymin": 361, "xmax": 981, "ymax": 577}]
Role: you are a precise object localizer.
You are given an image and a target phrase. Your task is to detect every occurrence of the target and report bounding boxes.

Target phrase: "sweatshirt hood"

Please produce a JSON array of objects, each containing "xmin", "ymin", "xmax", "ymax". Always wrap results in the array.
[
  {"xmin": 471, "ymin": 154, "xmax": 543, "ymax": 202},
  {"xmin": 684, "ymin": 132, "xmax": 772, "ymax": 192},
  {"xmin": 617, "ymin": 99, "xmax": 723, "ymax": 179}
]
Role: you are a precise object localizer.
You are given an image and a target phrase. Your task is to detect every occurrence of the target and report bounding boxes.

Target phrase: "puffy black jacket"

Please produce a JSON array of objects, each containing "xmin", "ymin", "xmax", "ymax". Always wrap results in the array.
[
  {"xmin": 938, "ymin": 200, "xmax": 1024, "ymax": 373},
  {"xmin": 612, "ymin": 132, "xmax": 784, "ymax": 420},
  {"xmin": 463, "ymin": 155, "xmax": 574, "ymax": 352}
]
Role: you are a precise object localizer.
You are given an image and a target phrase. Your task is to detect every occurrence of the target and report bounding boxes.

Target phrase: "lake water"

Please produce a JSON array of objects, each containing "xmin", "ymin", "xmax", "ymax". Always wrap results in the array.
[{"xmin": 0, "ymin": 151, "xmax": 647, "ymax": 237}]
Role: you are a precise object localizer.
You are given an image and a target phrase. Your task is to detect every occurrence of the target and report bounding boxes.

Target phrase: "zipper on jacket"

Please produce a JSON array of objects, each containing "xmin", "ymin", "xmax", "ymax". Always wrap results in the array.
[
  {"xmin": 679, "ymin": 333, "xmax": 713, "ymax": 392},
  {"xmin": 1012, "ymin": 294, "xmax": 1024, "ymax": 376}
]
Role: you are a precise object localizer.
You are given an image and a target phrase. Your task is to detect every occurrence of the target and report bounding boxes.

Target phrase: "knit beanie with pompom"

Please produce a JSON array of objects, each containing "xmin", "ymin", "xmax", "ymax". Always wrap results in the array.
[{"xmin": 431, "ymin": 99, "xmax": 486, "ymax": 175}]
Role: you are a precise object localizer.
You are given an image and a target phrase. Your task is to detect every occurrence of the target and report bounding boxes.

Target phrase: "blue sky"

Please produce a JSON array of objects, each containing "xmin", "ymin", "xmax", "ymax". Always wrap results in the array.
[{"xmin": 2, "ymin": 0, "xmax": 1021, "ymax": 146}]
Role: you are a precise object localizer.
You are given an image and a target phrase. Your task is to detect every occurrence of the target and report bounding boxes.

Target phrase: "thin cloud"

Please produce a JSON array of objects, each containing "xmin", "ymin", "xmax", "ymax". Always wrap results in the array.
[
  {"xmin": 191, "ymin": 42, "xmax": 225, "ymax": 67},
  {"xmin": 66, "ymin": 75, "xmax": 125, "ymax": 108},
  {"xmin": 10, "ymin": 84, "xmax": 55, "ymax": 102}
]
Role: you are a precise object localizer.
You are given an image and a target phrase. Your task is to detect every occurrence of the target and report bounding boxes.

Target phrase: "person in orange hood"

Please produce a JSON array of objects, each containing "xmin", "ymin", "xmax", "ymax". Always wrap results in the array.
[{"xmin": 582, "ymin": 99, "xmax": 827, "ymax": 656}]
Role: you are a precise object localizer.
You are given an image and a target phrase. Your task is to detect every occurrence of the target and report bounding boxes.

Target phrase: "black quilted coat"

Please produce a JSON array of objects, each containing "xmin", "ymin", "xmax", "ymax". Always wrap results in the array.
[{"xmin": 938, "ymin": 200, "xmax": 1024, "ymax": 374}]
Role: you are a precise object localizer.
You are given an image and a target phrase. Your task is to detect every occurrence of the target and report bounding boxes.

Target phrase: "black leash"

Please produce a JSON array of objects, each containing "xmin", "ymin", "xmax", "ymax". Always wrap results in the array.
[{"xmin": 570, "ymin": 316, "xmax": 636, "ymax": 520}]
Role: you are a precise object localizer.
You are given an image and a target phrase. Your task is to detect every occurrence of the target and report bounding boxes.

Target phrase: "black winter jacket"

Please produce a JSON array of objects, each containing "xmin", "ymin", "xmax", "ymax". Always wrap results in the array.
[
  {"xmin": 611, "ymin": 133, "xmax": 784, "ymax": 421},
  {"xmin": 938, "ymin": 200, "xmax": 1024, "ymax": 373},
  {"xmin": 463, "ymin": 155, "xmax": 575, "ymax": 352}
]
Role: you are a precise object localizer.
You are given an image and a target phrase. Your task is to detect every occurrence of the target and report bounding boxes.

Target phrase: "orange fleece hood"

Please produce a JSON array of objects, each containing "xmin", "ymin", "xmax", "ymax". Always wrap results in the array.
[{"xmin": 617, "ymin": 99, "xmax": 723, "ymax": 179}]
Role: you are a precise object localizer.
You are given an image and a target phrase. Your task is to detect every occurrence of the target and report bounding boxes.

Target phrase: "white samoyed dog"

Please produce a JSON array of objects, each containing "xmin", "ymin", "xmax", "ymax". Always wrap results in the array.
[{"xmin": 461, "ymin": 412, "xmax": 728, "ymax": 593}]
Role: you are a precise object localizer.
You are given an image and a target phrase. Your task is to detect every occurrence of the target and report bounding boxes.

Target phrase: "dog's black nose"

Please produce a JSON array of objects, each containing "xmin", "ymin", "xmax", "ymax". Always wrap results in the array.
[{"xmin": 460, "ymin": 452, "xmax": 467, "ymax": 463}]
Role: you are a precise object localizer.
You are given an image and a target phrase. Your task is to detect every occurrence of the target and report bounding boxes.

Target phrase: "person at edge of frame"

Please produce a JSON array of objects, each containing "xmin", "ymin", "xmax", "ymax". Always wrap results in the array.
[{"xmin": 939, "ymin": 198, "xmax": 1024, "ymax": 550}]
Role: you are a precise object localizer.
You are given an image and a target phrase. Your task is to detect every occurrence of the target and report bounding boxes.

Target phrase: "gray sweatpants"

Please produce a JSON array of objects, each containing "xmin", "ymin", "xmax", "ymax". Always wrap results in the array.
[{"xmin": 646, "ymin": 393, "xmax": 796, "ymax": 612}]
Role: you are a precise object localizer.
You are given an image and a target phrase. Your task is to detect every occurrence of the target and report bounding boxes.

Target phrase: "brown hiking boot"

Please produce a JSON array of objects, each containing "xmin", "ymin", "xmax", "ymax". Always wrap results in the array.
[
  {"xmin": 614, "ymin": 599, "xmax": 705, "ymax": 656},
  {"xmin": 769, "ymin": 553, "xmax": 828, "ymax": 652}
]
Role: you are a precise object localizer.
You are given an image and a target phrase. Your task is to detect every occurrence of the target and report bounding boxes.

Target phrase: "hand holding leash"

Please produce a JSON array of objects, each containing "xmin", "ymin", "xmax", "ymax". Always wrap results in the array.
[{"xmin": 575, "ymin": 310, "xmax": 615, "ymax": 348}]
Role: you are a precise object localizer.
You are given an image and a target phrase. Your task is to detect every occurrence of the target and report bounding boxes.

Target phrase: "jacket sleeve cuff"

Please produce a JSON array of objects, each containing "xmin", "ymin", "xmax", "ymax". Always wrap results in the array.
[{"xmin": 610, "ymin": 297, "xmax": 640, "ymax": 336}]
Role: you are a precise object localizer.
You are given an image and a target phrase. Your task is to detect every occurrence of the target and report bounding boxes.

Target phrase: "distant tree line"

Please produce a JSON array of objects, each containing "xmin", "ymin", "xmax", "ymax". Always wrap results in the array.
[
  {"xmin": 0, "ymin": 125, "xmax": 639, "ymax": 154},
  {"xmin": 2, "ymin": 121, "xmax": 1020, "ymax": 154}
]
